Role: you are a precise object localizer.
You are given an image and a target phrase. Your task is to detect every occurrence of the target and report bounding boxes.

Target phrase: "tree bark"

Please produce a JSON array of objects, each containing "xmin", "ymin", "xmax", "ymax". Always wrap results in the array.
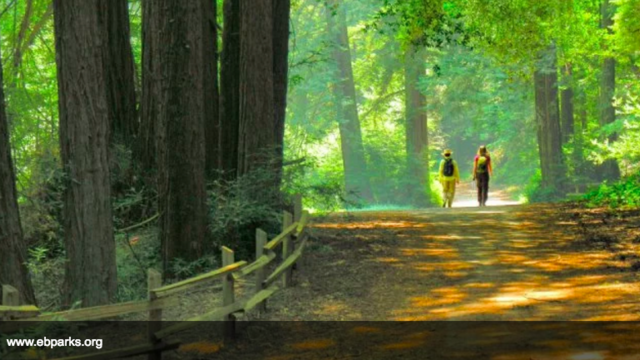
[
  {"xmin": 145, "ymin": 0, "xmax": 208, "ymax": 276},
  {"xmin": 0, "ymin": 45, "xmax": 36, "ymax": 305},
  {"xmin": 237, "ymin": 0, "xmax": 276, "ymax": 176},
  {"xmin": 219, "ymin": 0, "xmax": 241, "ymax": 180},
  {"xmin": 598, "ymin": 0, "xmax": 620, "ymax": 181},
  {"xmin": 102, "ymin": 0, "xmax": 138, "ymax": 145},
  {"xmin": 53, "ymin": 0, "xmax": 117, "ymax": 307},
  {"xmin": 204, "ymin": 0, "xmax": 220, "ymax": 177},
  {"xmin": 573, "ymin": 87, "xmax": 587, "ymax": 177},
  {"xmin": 138, "ymin": 0, "xmax": 166, "ymax": 172},
  {"xmin": 272, "ymin": 0, "xmax": 291, "ymax": 187},
  {"xmin": 404, "ymin": 46, "xmax": 429, "ymax": 207},
  {"xmin": 326, "ymin": 0, "xmax": 373, "ymax": 204},
  {"xmin": 560, "ymin": 63, "xmax": 574, "ymax": 145},
  {"xmin": 534, "ymin": 44, "xmax": 566, "ymax": 192}
]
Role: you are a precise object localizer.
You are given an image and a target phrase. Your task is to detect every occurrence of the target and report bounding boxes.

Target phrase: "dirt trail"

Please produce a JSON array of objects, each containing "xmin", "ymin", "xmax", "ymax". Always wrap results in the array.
[
  {"xmin": 170, "ymin": 189, "xmax": 640, "ymax": 359},
  {"xmin": 258, "ymin": 188, "xmax": 640, "ymax": 322}
]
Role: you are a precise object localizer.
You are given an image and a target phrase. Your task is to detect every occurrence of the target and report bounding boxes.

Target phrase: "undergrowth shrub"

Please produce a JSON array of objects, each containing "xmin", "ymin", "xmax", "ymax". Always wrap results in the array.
[
  {"xmin": 208, "ymin": 166, "xmax": 286, "ymax": 260},
  {"xmin": 19, "ymin": 150, "xmax": 65, "ymax": 256},
  {"xmin": 114, "ymin": 227, "xmax": 162, "ymax": 301},
  {"xmin": 582, "ymin": 171, "xmax": 640, "ymax": 209},
  {"xmin": 523, "ymin": 170, "xmax": 565, "ymax": 203},
  {"xmin": 282, "ymin": 155, "xmax": 356, "ymax": 212}
]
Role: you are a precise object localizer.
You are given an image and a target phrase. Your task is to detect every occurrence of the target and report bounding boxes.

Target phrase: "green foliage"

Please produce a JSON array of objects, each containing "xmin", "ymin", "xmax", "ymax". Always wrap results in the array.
[
  {"xmin": 582, "ymin": 171, "xmax": 640, "ymax": 208},
  {"xmin": 523, "ymin": 170, "xmax": 564, "ymax": 203},
  {"xmin": 26, "ymin": 249, "xmax": 65, "ymax": 309},
  {"xmin": 18, "ymin": 150, "xmax": 64, "ymax": 253},
  {"xmin": 208, "ymin": 166, "xmax": 286, "ymax": 259},
  {"xmin": 114, "ymin": 228, "xmax": 161, "ymax": 302}
]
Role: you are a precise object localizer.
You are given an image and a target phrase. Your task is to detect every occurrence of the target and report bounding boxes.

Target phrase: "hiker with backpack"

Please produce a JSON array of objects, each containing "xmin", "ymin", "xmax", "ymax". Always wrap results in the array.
[
  {"xmin": 439, "ymin": 149, "xmax": 460, "ymax": 208},
  {"xmin": 473, "ymin": 145, "xmax": 493, "ymax": 207}
]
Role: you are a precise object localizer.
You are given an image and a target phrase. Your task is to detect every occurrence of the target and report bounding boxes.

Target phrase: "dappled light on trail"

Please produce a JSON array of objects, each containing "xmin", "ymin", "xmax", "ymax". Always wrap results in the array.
[
  {"xmin": 211, "ymin": 191, "xmax": 640, "ymax": 359},
  {"xmin": 297, "ymin": 191, "xmax": 640, "ymax": 323}
]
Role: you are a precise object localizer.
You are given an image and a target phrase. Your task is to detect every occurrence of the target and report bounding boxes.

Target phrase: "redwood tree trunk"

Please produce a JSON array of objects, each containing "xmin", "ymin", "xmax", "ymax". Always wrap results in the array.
[
  {"xmin": 560, "ymin": 63, "xmax": 574, "ymax": 145},
  {"xmin": 237, "ymin": 0, "xmax": 276, "ymax": 176},
  {"xmin": 326, "ymin": 0, "xmax": 373, "ymax": 204},
  {"xmin": 204, "ymin": 0, "xmax": 220, "ymax": 177},
  {"xmin": 53, "ymin": 0, "xmax": 117, "ymax": 307},
  {"xmin": 102, "ymin": 0, "xmax": 137, "ymax": 145},
  {"xmin": 404, "ymin": 46, "xmax": 429, "ymax": 207},
  {"xmin": 534, "ymin": 44, "xmax": 566, "ymax": 192},
  {"xmin": 219, "ymin": 0, "xmax": 241, "ymax": 180},
  {"xmin": 0, "ymin": 46, "xmax": 36, "ymax": 305},
  {"xmin": 138, "ymin": 0, "xmax": 167, "ymax": 172},
  {"xmin": 272, "ymin": 0, "xmax": 291, "ymax": 187},
  {"xmin": 148, "ymin": 0, "xmax": 208, "ymax": 276},
  {"xmin": 598, "ymin": 0, "xmax": 620, "ymax": 181}
]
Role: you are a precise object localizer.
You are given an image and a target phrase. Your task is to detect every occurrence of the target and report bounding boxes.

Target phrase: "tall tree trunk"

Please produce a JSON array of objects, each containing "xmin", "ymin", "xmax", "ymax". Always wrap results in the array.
[
  {"xmin": 102, "ymin": 0, "xmax": 138, "ymax": 145},
  {"xmin": 0, "ymin": 46, "xmax": 36, "ymax": 305},
  {"xmin": 598, "ymin": 0, "xmax": 620, "ymax": 181},
  {"xmin": 326, "ymin": 0, "xmax": 373, "ymax": 204},
  {"xmin": 560, "ymin": 63, "xmax": 574, "ymax": 145},
  {"xmin": 237, "ymin": 0, "xmax": 276, "ymax": 176},
  {"xmin": 53, "ymin": 0, "xmax": 117, "ymax": 307},
  {"xmin": 204, "ymin": 0, "xmax": 220, "ymax": 177},
  {"xmin": 219, "ymin": 0, "xmax": 241, "ymax": 180},
  {"xmin": 272, "ymin": 0, "xmax": 291, "ymax": 187},
  {"xmin": 573, "ymin": 88, "xmax": 587, "ymax": 178},
  {"xmin": 404, "ymin": 46, "xmax": 429, "ymax": 207},
  {"xmin": 138, "ymin": 0, "xmax": 166, "ymax": 172},
  {"xmin": 534, "ymin": 44, "xmax": 566, "ymax": 192},
  {"xmin": 148, "ymin": 0, "xmax": 208, "ymax": 277}
]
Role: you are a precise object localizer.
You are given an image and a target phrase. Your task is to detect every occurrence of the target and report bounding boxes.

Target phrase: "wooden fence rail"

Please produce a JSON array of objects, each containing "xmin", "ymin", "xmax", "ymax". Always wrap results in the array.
[{"xmin": 0, "ymin": 195, "xmax": 310, "ymax": 360}]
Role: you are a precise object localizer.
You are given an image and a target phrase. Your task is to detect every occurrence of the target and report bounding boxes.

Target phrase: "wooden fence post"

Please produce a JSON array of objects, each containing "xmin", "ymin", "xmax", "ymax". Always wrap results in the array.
[
  {"xmin": 2, "ymin": 285, "xmax": 19, "ymax": 307},
  {"xmin": 293, "ymin": 194, "xmax": 302, "ymax": 223},
  {"xmin": 255, "ymin": 229, "xmax": 268, "ymax": 312},
  {"xmin": 292, "ymin": 194, "xmax": 303, "ymax": 273},
  {"xmin": 147, "ymin": 269, "xmax": 162, "ymax": 360},
  {"xmin": 282, "ymin": 211, "xmax": 293, "ymax": 288},
  {"xmin": 222, "ymin": 246, "xmax": 235, "ymax": 340},
  {"xmin": 1, "ymin": 285, "xmax": 19, "ymax": 320}
]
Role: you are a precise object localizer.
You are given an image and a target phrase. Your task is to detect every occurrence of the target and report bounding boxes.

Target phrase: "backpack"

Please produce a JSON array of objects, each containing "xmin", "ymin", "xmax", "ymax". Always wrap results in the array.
[
  {"xmin": 477, "ymin": 156, "xmax": 488, "ymax": 173},
  {"xmin": 443, "ymin": 158, "xmax": 455, "ymax": 177}
]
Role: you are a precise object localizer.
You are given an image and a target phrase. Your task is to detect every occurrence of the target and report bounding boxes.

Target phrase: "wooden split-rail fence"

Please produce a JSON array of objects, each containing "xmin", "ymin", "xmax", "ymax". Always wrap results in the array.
[{"xmin": 0, "ymin": 195, "xmax": 309, "ymax": 360}]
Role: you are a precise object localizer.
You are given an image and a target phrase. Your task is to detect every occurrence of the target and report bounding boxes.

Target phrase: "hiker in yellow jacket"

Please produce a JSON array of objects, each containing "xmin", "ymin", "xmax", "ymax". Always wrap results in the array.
[{"xmin": 439, "ymin": 149, "xmax": 460, "ymax": 208}]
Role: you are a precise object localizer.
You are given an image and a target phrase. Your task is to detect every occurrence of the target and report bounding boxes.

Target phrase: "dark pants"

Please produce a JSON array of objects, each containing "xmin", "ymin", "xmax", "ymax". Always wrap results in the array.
[{"xmin": 476, "ymin": 172, "xmax": 489, "ymax": 205}]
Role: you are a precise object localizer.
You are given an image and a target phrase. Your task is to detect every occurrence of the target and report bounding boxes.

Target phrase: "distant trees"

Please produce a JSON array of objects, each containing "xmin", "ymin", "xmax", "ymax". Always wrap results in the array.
[
  {"xmin": 0, "ymin": 44, "xmax": 36, "ymax": 305},
  {"xmin": 53, "ymin": 0, "xmax": 117, "ymax": 307},
  {"xmin": 560, "ymin": 64, "xmax": 574, "ymax": 145},
  {"xmin": 534, "ymin": 45, "xmax": 566, "ymax": 190},
  {"xmin": 404, "ymin": 46, "xmax": 429, "ymax": 207},
  {"xmin": 326, "ymin": 0, "xmax": 374, "ymax": 204},
  {"xmin": 597, "ymin": 0, "xmax": 621, "ymax": 181}
]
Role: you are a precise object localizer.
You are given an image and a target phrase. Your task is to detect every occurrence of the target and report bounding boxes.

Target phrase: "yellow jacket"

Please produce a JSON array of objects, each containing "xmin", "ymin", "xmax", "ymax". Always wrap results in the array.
[{"xmin": 439, "ymin": 158, "xmax": 460, "ymax": 182}]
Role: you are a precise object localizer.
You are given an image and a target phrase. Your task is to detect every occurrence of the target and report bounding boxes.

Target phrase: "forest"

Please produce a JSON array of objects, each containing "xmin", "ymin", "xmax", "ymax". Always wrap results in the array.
[{"xmin": 1, "ymin": 0, "xmax": 640, "ymax": 329}]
